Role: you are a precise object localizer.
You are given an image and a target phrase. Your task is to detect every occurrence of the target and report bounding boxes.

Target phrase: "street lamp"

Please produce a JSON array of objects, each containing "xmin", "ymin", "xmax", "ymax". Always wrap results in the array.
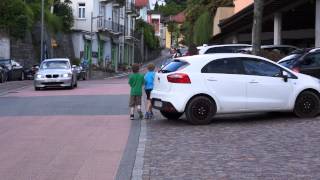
[
  {"xmin": 40, "ymin": 0, "xmax": 44, "ymax": 62},
  {"xmin": 89, "ymin": 12, "xmax": 103, "ymax": 79}
]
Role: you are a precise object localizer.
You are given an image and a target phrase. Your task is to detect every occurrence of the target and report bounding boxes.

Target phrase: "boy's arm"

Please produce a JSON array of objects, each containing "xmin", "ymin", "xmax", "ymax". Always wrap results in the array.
[{"xmin": 128, "ymin": 75, "xmax": 133, "ymax": 87}]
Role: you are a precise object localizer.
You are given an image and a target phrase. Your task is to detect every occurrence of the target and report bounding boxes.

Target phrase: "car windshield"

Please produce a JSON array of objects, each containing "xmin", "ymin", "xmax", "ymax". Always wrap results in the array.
[
  {"xmin": 40, "ymin": 61, "xmax": 70, "ymax": 69},
  {"xmin": 278, "ymin": 54, "xmax": 302, "ymax": 67},
  {"xmin": 159, "ymin": 59, "xmax": 189, "ymax": 73},
  {"xmin": 0, "ymin": 59, "xmax": 10, "ymax": 66}
]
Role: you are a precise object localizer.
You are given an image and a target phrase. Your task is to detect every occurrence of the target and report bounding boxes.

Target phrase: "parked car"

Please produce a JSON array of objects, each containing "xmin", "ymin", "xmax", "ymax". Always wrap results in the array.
[
  {"xmin": 24, "ymin": 64, "xmax": 39, "ymax": 80},
  {"xmin": 197, "ymin": 44, "xmax": 251, "ymax": 55},
  {"xmin": 278, "ymin": 48, "xmax": 320, "ymax": 79},
  {"xmin": 238, "ymin": 45, "xmax": 298, "ymax": 55},
  {"xmin": 0, "ymin": 65, "xmax": 8, "ymax": 83},
  {"xmin": 151, "ymin": 53, "xmax": 320, "ymax": 125},
  {"xmin": 0, "ymin": 59, "xmax": 25, "ymax": 81},
  {"xmin": 277, "ymin": 48, "xmax": 312, "ymax": 67},
  {"xmin": 75, "ymin": 65, "xmax": 87, "ymax": 80},
  {"xmin": 34, "ymin": 58, "xmax": 77, "ymax": 90}
]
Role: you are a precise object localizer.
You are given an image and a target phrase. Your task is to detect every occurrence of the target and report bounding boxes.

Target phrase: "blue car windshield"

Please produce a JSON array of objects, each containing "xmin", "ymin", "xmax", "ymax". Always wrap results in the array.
[
  {"xmin": 159, "ymin": 59, "xmax": 189, "ymax": 73},
  {"xmin": 41, "ymin": 61, "xmax": 70, "ymax": 69}
]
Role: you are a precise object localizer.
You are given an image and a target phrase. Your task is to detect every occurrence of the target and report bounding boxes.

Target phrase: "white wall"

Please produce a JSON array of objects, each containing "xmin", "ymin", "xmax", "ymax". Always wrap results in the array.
[
  {"xmin": 139, "ymin": 7, "xmax": 148, "ymax": 22},
  {"xmin": 0, "ymin": 33, "xmax": 10, "ymax": 59},
  {"xmin": 71, "ymin": 0, "xmax": 100, "ymax": 32},
  {"xmin": 72, "ymin": 33, "xmax": 84, "ymax": 58}
]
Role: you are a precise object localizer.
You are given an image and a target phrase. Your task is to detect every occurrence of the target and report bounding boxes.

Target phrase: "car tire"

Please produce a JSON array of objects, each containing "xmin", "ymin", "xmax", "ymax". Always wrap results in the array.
[
  {"xmin": 34, "ymin": 87, "xmax": 40, "ymax": 91},
  {"xmin": 185, "ymin": 96, "xmax": 216, "ymax": 125},
  {"xmin": 294, "ymin": 91, "xmax": 320, "ymax": 118},
  {"xmin": 74, "ymin": 81, "xmax": 77, "ymax": 88},
  {"xmin": 0, "ymin": 73, "xmax": 4, "ymax": 83},
  {"xmin": 19, "ymin": 72, "xmax": 24, "ymax": 81},
  {"xmin": 160, "ymin": 110, "xmax": 183, "ymax": 120}
]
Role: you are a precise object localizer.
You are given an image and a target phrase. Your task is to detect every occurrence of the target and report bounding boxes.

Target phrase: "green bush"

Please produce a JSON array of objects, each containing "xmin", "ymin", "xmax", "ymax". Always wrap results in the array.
[{"xmin": 193, "ymin": 11, "xmax": 212, "ymax": 45}]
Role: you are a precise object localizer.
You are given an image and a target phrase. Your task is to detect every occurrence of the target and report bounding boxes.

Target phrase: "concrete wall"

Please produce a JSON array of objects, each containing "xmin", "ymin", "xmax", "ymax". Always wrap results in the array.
[
  {"xmin": 213, "ymin": 7, "xmax": 235, "ymax": 36},
  {"xmin": 165, "ymin": 26, "xmax": 171, "ymax": 49},
  {"xmin": 234, "ymin": 0, "xmax": 253, "ymax": 13},
  {"xmin": 0, "ymin": 33, "xmax": 10, "ymax": 59},
  {"xmin": 10, "ymin": 32, "xmax": 36, "ymax": 67}
]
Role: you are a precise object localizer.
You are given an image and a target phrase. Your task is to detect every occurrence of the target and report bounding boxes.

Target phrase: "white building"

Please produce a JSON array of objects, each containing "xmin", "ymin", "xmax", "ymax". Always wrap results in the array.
[{"xmin": 70, "ymin": 0, "xmax": 138, "ymax": 72}]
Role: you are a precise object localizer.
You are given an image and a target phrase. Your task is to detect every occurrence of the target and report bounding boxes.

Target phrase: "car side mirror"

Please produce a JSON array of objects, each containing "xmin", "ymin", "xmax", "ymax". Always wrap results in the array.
[{"xmin": 282, "ymin": 71, "xmax": 289, "ymax": 82}]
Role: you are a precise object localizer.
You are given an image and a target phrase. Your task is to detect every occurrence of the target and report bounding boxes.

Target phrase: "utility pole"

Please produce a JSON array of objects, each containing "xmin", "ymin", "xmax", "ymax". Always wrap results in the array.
[
  {"xmin": 89, "ymin": 12, "xmax": 93, "ymax": 79},
  {"xmin": 89, "ymin": 12, "xmax": 103, "ymax": 79},
  {"xmin": 40, "ymin": 0, "xmax": 44, "ymax": 62},
  {"xmin": 252, "ymin": 0, "xmax": 264, "ymax": 56}
]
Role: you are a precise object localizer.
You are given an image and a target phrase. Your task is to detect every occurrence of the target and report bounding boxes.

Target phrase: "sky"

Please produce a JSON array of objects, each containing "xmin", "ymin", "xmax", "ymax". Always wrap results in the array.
[{"xmin": 149, "ymin": 0, "xmax": 165, "ymax": 9}]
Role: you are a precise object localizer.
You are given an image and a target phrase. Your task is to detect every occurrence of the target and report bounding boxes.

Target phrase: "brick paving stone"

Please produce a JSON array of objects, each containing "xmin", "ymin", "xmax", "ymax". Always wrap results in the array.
[{"xmin": 142, "ymin": 112, "xmax": 320, "ymax": 179}]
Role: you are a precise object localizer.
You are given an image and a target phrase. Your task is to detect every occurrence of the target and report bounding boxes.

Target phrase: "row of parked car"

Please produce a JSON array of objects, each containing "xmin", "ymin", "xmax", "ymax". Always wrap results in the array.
[
  {"xmin": 0, "ymin": 58, "xmax": 87, "ymax": 84},
  {"xmin": 155, "ymin": 44, "xmax": 320, "ymax": 125},
  {"xmin": 172, "ymin": 44, "xmax": 320, "ymax": 80}
]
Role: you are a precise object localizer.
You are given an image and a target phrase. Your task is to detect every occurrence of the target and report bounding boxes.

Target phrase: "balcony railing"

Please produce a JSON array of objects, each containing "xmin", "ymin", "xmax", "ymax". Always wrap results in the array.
[
  {"xmin": 125, "ymin": 2, "xmax": 137, "ymax": 15},
  {"xmin": 125, "ymin": 27, "xmax": 135, "ymax": 39},
  {"xmin": 98, "ymin": 18, "xmax": 124, "ymax": 34}
]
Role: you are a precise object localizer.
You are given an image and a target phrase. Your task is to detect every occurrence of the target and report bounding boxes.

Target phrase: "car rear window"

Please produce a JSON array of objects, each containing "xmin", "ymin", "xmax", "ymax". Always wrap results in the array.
[
  {"xmin": 278, "ymin": 54, "xmax": 302, "ymax": 68},
  {"xmin": 159, "ymin": 59, "xmax": 189, "ymax": 73}
]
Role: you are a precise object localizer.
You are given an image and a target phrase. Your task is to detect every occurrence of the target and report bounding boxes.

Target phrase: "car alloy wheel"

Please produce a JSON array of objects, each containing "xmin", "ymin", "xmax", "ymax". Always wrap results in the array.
[
  {"xmin": 160, "ymin": 110, "xmax": 183, "ymax": 120},
  {"xmin": 186, "ymin": 96, "xmax": 216, "ymax": 125},
  {"xmin": 294, "ymin": 91, "xmax": 320, "ymax": 118}
]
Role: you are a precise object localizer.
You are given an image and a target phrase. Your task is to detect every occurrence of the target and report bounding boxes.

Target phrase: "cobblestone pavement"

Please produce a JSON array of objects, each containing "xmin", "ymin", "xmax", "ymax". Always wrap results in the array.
[{"xmin": 142, "ymin": 112, "xmax": 320, "ymax": 179}]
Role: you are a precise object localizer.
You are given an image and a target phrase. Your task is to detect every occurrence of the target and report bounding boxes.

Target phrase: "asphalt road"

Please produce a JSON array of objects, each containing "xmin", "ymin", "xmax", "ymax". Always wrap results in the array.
[{"xmin": 0, "ymin": 79, "xmax": 133, "ymax": 180}]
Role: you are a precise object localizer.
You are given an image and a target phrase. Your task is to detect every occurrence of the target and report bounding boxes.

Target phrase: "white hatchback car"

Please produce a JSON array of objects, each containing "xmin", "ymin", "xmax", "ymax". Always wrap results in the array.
[{"xmin": 151, "ymin": 54, "xmax": 320, "ymax": 125}]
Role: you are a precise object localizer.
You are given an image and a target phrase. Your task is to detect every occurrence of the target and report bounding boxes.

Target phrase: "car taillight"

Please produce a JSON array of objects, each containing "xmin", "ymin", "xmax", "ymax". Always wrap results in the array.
[
  {"xmin": 167, "ymin": 73, "xmax": 191, "ymax": 84},
  {"xmin": 292, "ymin": 67, "xmax": 300, "ymax": 73}
]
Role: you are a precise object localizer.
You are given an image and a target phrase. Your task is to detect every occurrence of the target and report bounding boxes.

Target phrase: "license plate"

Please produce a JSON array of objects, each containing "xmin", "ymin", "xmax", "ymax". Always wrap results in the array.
[{"xmin": 154, "ymin": 100, "xmax": 162, "ymax": 108}]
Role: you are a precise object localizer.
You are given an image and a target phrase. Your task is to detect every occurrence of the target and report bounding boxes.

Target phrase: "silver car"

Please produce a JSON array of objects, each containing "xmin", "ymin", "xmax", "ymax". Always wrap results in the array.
[{"xmin": 34, "ymin": 58, "xmax": 77, "ymax": 90}]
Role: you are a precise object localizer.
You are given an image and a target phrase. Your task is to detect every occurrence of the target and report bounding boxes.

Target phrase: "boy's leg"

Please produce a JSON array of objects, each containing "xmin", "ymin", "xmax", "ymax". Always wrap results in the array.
[
  {"xmin": 129, "ymin": 96, "xmax": 135, "ymax": 120},
  {"xmin": 136, "ymin": 96, "xmax": 143, "ymax": 119}
]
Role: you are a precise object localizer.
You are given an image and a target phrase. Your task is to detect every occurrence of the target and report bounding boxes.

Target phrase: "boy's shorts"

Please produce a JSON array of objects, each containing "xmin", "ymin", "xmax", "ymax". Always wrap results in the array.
[
  {"xmin": 129, "ymin": 95, "xmax": 142, "ymax": 107},
  {"xmin": 145, "ymin": 89, "xmax": 152, "ymax": 100}
]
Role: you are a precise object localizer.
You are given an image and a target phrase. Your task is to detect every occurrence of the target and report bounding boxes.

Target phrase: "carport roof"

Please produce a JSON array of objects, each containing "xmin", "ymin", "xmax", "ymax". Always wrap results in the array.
[{"xmin": 210, "ymin": 0, "xmax": 307, "ymax": 43}]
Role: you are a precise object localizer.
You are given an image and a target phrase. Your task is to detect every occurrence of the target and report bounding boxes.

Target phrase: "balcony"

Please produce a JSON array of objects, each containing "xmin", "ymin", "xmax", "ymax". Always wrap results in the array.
[
  {"xmin": 99, "ymin": 0, "xmax": 114, "ymax": 3},
  {"xmin": 97, "ymin": 19, "xmax": 124, "ymax": 36},
  {"xmin": 113, "ymin": 0, "xmax": 125, "ymax": 7},
  {"xmin": 126, "ymin": 2, "xmax": 138, "ymax": 16},
  {"xmin": 125, "ymin": 28, "xmax": 135, "ymax": 40}
]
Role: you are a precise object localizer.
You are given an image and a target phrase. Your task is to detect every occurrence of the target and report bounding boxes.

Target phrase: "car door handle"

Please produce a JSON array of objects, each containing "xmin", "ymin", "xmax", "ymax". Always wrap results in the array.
[
  {"xmin": 207, "ymin": 78, "xmax": 217, "ymax": 82},
  {"xmin": 249, "ymin": 80, "xmax": 259, "ymax": 84}
]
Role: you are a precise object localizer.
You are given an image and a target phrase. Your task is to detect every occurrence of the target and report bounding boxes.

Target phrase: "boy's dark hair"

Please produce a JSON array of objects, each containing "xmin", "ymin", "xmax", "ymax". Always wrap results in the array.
[
  {"xmin": 147, "ymin": 63, "xmax": 155, "ymax": 71},
  {"xmin": 132, "ymin": 63, "xmax": 140, "ymax": 73}
]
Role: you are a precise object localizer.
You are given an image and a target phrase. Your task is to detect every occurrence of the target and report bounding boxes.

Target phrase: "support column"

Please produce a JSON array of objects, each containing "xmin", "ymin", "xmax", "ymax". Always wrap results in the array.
[
  {"xmin": 316, "ymin": 0, "xmax": 320, "ymax": 47},
  {"xmin": 232, "ymin": 34, "xmax": 238, "ymax": 44},
  {"xmin": 274, "ymin": 12, "xmax": 282, "ymax": 45}
]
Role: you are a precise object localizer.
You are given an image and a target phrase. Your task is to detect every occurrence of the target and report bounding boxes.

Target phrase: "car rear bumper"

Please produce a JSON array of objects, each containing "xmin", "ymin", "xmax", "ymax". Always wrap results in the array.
[
  {"xmin": 151, "ymin": 90, "xmax": 188, "ymax": 112},
  {"xmin": 34, "ymin": 78, "xmax": 72, "ymax": 88}
]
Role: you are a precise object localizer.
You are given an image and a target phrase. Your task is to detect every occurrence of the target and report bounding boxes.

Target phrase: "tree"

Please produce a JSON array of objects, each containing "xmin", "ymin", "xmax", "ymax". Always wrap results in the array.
[
  {"xmin": 154, "ymin": 1, "xmax": 160, "ymax": 11},
  {"xmin": 252, "ymin": 0, "xmax": 264, "ymax": 55},
  {"xmin": 0, "ymin": 0, "xmax": 33, "ymax": 39}
]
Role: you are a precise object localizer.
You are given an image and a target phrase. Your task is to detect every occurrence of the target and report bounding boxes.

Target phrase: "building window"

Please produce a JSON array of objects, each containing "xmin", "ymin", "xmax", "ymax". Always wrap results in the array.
[{"xmin": 78, "ymin": 3, "xmax": 86, "ymax": 19}]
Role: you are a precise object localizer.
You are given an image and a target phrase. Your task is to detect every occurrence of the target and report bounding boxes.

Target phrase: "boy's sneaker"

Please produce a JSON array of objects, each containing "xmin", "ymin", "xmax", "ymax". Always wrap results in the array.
[
  {"xmin": 149, "ymin": 111, "xmax": 154, "ymax": 119},
  {"xmin": 138, "ymin": 111, "xmax": 143, "ymax": 119},
  {"xmin": 144, "ymin": 112, "xmax": 150, "ymax": 119},
  {"xmin": 130, "ymin": 114, "xmax": 134, "ymax": 120}
]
